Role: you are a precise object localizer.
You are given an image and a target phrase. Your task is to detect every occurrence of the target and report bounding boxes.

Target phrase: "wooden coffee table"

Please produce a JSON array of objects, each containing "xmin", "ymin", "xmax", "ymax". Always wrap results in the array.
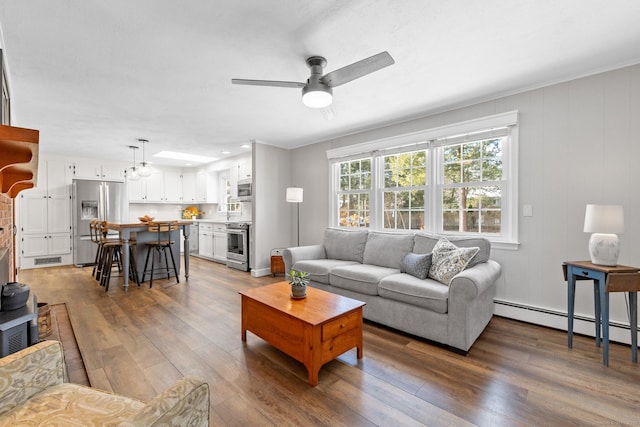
[{"xmin": 240, "ymin": 281, "xmax": 366, "ymax": 386}]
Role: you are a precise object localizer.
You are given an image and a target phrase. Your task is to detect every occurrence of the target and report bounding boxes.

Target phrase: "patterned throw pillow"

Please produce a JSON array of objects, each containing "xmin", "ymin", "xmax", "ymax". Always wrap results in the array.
[
  {"xmin": 428, "ymin": 238, "xmax": 479, "ymax": 285},
  {"xmin": 400, "ymin": 252, "xmax": 432, "ymax": 279}
]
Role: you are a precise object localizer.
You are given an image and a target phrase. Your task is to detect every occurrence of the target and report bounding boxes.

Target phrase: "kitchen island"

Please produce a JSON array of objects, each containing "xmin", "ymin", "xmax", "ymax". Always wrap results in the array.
[{"xmin": 106, "ymin": 221, "xmax": 193, "ymax": 290}]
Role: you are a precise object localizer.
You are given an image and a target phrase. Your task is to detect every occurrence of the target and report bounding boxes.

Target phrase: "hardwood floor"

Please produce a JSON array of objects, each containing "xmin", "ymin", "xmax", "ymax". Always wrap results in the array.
[{"xmin": 21, "ymin": 257, "xmax": 640, "ymax": 426}]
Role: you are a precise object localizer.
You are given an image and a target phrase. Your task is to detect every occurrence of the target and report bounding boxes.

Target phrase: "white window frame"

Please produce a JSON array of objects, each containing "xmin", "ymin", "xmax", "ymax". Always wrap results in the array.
[{"xmin": 327, "ymin": 111, "xmax": 519, "ymax": 249}]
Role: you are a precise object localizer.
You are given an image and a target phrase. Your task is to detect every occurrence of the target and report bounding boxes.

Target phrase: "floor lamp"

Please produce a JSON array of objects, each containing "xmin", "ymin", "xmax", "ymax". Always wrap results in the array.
[{"xmin": 286, "ymin": 187, "xmax": 303, "ymax": 246}]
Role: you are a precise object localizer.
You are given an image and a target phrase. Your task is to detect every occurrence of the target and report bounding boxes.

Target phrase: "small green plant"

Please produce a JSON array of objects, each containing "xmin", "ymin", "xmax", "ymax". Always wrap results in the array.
[{"xmin": 289, "ymin": 269, "xmax": 309, "ymax": 287}]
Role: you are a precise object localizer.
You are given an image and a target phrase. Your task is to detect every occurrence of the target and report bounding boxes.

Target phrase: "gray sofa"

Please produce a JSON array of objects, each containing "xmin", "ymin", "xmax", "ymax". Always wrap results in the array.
[{"xmin": 283, "ymin": 228, "xmax": 502, "ymax": 353}]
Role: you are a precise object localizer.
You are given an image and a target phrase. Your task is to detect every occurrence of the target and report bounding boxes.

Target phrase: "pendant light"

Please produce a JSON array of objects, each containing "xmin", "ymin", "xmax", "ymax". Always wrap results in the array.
[
  {"xmin": 137, "ymin": 139, "xmax": 152, "ymax": 178},
  {"xmin": 127, "ymin": 145, "xmax": 140, "ymax": 181}
]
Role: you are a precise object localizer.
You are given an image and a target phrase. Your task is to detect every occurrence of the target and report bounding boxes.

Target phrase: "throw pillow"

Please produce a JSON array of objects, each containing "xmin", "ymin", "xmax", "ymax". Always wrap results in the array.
[
  {"xmin": 400, "ymin": 252, "xmax": 432, "ymax": 280},
  {"xmin": 428, "ymin": 238, "xmax": 479, "ymax": 285}
]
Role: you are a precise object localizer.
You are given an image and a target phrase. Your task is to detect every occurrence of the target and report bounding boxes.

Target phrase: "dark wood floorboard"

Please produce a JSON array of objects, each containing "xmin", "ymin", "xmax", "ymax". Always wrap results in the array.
[{"xmin": 20, "ymin": 257, "xmax": 640, "ymax": 426}]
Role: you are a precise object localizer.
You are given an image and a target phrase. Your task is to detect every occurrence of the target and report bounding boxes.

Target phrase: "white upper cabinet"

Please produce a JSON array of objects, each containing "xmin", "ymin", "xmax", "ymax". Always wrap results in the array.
[
  {"xmin": 72, "ymin": 161, "xmax": 124, "ymax": 180},
  {"xmin": 128, "ymin": 167, "xmax": 184, "ymax": 203},
  {"xmin": 196, "ymin": 170, "xmax": 208, "ymax": 202},
  {"xmin": 182, "ymin": 171, "xmax": 197, "ymax": 202}
]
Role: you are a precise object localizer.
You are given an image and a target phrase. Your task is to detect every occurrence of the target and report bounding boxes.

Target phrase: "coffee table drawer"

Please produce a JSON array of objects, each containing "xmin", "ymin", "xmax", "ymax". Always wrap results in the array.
[{"xmin": 322, "ymin": 311, "xmax": 360, "ymax": 341}]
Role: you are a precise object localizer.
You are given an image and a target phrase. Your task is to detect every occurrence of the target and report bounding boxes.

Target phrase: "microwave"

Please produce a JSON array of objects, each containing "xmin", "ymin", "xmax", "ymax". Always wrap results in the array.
[{"xmin": 236, "ymin": 179, "xmax": 252, "ymax": 201}]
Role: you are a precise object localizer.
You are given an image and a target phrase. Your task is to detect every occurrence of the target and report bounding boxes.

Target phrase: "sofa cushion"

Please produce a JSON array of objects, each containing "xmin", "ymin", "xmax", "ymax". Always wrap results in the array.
[
  {"xmin": 363, "ymin": 232, "xmax": 415, "ymax": 269},
  {"xmin": 378, "ymin": 274, "xmax": 449, "ymax": 313},
  {"xmin": 414, "ymin": 233, "xmax": 490, "ymax": 268},
  {"xmin": 330, "ymin": 264, "xmax": 399, "ymax": 295},
  {"xmin": 428, "ymin": 238, "xmax": 479, "ymax": 285},
  {"xmin": 323, "ymin": 228, "xmax": 369, "ymax": 263},
  {"xmin": 400, "ymin": 253, "xmax": 432, "ymax": 280},
  {"xmin": 293, "ymin": 259, "xmax": 360, "ymax": 285}
]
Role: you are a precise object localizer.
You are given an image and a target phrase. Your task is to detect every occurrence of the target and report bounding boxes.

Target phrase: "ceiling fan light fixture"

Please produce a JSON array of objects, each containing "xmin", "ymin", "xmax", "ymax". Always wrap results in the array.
[{"xmin": 302, "ymin": 85, "xmax": 333, "ymax": 108}]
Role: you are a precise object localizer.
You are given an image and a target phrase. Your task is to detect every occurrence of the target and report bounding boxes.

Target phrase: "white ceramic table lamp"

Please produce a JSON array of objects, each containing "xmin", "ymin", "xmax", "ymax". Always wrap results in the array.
[{"xmin": 583, "ymin": 204, "xmax": 624, "ymax": 266}]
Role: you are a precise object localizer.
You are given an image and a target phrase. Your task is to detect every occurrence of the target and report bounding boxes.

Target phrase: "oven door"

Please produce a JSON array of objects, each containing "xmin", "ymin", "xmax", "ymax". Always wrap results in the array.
[{"xmin": 226, "ymin": 229, "xmax": 247, "ymax": 262}]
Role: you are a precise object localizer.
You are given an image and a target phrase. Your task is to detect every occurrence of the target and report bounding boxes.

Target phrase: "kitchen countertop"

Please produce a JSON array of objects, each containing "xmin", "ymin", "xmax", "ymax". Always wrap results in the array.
[{"xmin": 194, "ymin": 219, "xmax": 252, "ymax": 225}]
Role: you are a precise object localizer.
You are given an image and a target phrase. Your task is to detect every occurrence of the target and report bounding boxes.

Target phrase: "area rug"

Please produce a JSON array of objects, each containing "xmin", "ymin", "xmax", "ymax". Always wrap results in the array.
[{"xmin": 46, "ymin": 303, "xmax": 90, "ymax": 386}]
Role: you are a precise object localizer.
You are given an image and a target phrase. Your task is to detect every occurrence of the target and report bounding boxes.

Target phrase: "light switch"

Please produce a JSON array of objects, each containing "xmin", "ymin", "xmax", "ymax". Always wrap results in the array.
[{"xmin": 523, "ymin": 204, "xmax": 533, "ymax": 217}]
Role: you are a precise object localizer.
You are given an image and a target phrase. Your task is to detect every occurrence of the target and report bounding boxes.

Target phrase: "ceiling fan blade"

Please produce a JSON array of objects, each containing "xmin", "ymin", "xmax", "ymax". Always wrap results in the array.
[
  {"xmin": 320, "ymin": 51, "xmax": 395, "ymax": 88},
  {"xmin": 231, "ymin": 79, "xmax": 306, "ymax": 89}
]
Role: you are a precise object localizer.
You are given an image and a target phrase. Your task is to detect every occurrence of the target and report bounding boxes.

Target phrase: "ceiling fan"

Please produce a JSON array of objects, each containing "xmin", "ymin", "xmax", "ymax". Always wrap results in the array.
[{"xmin": 231, "ymin": 51, "xmax": 394, "ymax": 108}]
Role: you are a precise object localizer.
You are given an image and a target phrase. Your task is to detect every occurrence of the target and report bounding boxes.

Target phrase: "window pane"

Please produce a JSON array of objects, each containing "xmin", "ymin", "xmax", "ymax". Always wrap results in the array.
[
  {"xmin": 462, "ymin": 160, "xmax": 481, "ymax": 182},
  {"xmin": 350, "ymin": 174, "xmax": 361, "ymax": 189},
  {"xmin": 444, "ymin": 163, "xmax": 461, "ymax": 184},
  {"xmin": 362, "ymin": 159, "xmax": 371, "ymax": 173},
  {"xmin": 481, "ymin": 210, "xmax": 501, "ymax": 233},
  {"xmin": 340, "ymin": 175, "xmax": 349, "ymax": 191},
  {"xmin": 482, "ymin": 159, "xmax": 503, "ymax": 181},
  {"xmin": 444, "ymin": 146, "xmax": 460, "ymax": 162},
  {"xmin": 443, "ymin": 211, "xmax": 459, "ymax": 231},
  {"xmin": 384, "ymin": 169, "xmax": 396, "ymax": 188},
  {"xmin": 338, "ymin": 192, "xmax": 369, "ymax": 228},
  {"xmin": 441, "ymin": 185, "xmax": 502, "ymax": 233},
  {"xmin": 462, "ymin": 141, "xmax": 481, "ymax": 160},
  {"xmin": 411, "ymin": 190, "xmax": 424, "ymax": 208}
]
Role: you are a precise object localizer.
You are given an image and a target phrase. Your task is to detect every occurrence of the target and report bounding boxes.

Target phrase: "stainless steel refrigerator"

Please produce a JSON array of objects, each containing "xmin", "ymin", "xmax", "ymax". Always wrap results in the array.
[{"xmin": 72, "ymin": 179, "xmax": 128, "ymax": 266}]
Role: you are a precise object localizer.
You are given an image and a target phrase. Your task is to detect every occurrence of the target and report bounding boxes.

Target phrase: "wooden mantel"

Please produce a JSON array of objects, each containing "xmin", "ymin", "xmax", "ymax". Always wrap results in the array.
[{"xmin": 0, "ymin": 124, "xmax": 39, "ymax": 198}]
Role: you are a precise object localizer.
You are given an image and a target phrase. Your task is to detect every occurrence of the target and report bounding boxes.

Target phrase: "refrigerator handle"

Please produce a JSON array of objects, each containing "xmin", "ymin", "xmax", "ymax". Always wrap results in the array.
[
  {"xmin": 98, "ymin": 183, "xmax": 104, "ymax": 221},
  {"xmin": 105, "ymin": 183, "xmax": 110, "ymax": 222}
]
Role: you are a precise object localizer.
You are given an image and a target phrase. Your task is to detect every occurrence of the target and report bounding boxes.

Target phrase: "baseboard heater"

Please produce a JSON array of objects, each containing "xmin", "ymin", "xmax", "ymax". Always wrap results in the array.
[
  {"xmin": 494, "ymin": 298, "xmax": 637, "ymax": 332},
  {"xmin": 34, "ymin": 256, "xmax": 62, "ymax": 266}
]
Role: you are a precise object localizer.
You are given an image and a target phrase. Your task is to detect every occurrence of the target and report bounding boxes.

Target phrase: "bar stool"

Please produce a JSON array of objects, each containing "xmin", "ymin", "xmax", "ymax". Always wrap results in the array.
[
  {"xmin": 90, "ymin": 220, "xmax": 103, "ymax": 278},
  {"xmin": 142, "ymin": 221, "xmax": 179, "ymax": 288},
  {"xmin": 98, "ymin": 222, "xmax": 140, "ymax": 292}
]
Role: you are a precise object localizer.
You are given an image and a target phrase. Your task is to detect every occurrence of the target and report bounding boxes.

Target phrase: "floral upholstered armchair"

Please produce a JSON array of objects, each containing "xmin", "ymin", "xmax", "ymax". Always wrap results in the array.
[{"xmin": 0, "ymin": 340, "xmax": 210, "ymax": 426}]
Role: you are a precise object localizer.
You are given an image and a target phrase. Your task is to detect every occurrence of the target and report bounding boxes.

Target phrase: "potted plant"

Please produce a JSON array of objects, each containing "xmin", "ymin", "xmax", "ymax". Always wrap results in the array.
[{"xmin": 289, "ymin": 269, "xmax": 309, "ymax": 299}]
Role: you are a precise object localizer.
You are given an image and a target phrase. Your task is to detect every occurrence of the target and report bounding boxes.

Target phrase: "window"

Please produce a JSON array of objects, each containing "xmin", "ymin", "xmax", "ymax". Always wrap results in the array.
[
  {"xmin": 442, "ymin": 137, "xmax": 503, "ymax": 233},
  {"xmin": 219, "ymin": 177, "xmax": 240, "ymax": 214},
  {"xmin": 337, "ymin": 158, "xmax": 371, "ymax": 227},
  {"xmin": 328, "ymin": 111, "xmax": 518, "ymax": 247},
  {"xmin": 382, "ymin": 151, "xmax": 426, "ymax": 230}
]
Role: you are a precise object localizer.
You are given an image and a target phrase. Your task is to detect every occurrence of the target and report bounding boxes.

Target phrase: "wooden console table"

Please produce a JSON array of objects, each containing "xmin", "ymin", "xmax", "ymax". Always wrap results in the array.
[{"xmin": 563, "ymin": 260, "xmax": 639, "ymax": 366}]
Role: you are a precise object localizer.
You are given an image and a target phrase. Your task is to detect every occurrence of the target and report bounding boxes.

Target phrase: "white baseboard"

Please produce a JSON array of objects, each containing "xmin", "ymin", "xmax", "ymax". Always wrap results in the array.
[
  {"xmin": 494, "ymin": 299, "xmax": 637, "ymax": 346},
  {"xmin": 251, "ymin": 267, "xmax": 272, "ymax": 278}
]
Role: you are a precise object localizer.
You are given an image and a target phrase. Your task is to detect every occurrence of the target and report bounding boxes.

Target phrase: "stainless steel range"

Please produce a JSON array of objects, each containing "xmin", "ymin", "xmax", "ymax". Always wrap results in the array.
[{"xmin": 226, "ymin": 223, "xmax": 249, "ymax": 272}]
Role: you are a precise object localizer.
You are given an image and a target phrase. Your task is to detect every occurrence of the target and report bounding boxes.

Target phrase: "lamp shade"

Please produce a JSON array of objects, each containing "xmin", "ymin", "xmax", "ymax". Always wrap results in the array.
[
  {"xmin": 583, "ymin": 204, "xmax": 624, "ymax": 234},
  {"xmin": 286, "ymin": 187, "xmax": 303, "ymax": 203}
]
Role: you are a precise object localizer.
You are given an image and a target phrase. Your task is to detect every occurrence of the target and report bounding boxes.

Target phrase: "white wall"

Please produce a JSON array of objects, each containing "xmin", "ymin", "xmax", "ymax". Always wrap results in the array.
[
  {"xmin": 289, "ymin": 63, "xmax": 640, "ymax": 343},
  {"xmin": 252, "ymin": 143, "xmax": 292, "ymax": 276}
]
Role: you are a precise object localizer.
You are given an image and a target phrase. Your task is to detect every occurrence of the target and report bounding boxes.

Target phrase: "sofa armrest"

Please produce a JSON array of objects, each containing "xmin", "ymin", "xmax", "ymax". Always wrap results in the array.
[
  {"xmin": 0, "ymin": 340, "xmax": 66, "ymax": 415},
  {"xmin": 122, "ymin": 376, "xmax": 210, "ymax": 427},
  {"xmin": 283, "ymin": 245, "xmax": 326, "ymax": 277},
  {"xmin": 449, "ymin": 260, "xmax": 502, "ymax": 302}
]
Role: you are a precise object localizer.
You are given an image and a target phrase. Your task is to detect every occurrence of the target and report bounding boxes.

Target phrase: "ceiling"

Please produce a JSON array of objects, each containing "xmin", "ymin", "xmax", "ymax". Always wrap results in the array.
[{"xmin": 1, "ymin": 1, "xmax": 639, "ymax": 167}]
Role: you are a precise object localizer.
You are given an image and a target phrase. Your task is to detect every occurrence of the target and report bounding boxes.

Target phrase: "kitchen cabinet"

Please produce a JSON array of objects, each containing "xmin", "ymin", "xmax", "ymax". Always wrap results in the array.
[
  {"xmin": 198, "ymin": 223, "xmax": 214, "ymax": 259},
  {"xmin": 229, "ymin": 157, "xmax": 251, "ymax": 200},
  {"xmin": 72, "ymin": 161, "xmax": 124, "ymax": 180},
  {"xmin": 237, "ymin": 159, "xmax": 252, "ymax": 181},
  {"xmin": 195, "ymin": 170, "xmax": 207, "ymax": 202},
  {"xmin": 193, "ymin": 169, "xmax": 218, "ymax": 203},
  {"xmin": 19, "ymin": 160, "xmax": 72, "ymax": 268},
  {"xmin": 182, "ymin": 171, "xmax": 197, "ymax": 202},
  {"xmin": 212, "ymin": 223, "xmax": 227, "ymax": 263},
  {"xmin": 129, "ymin": 169, "xmax": 183, "ymax": 203}
]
